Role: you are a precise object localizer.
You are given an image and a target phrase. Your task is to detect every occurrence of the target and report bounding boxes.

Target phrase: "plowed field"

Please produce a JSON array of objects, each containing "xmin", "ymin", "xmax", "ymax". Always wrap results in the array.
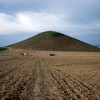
[{"xmin": 0, "ymin": 51, "xmax": 100, "ymax": 100}]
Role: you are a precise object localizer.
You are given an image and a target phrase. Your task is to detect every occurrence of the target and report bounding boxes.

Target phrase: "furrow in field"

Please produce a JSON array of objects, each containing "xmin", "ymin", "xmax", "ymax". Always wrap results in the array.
[
  {"xmin": 48, "ymin": 70, "xmax": 74, "ymax": 100},
  {"xmin": 55, "ymin": 69, "xmax": 99, "ymax": 100},
  {"xmin": 0, "ymin": 57, "xmax": 37, "ymax": 100},
  {"xmin": 65, "ymin": 73, "xmax": 99, "ymax": 99}
]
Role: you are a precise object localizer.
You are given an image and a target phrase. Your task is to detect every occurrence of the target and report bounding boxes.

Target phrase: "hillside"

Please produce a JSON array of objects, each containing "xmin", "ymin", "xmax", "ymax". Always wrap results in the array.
[{"xmin": 10, "ymin": 31, "xmax": 100, "ymax": 51}]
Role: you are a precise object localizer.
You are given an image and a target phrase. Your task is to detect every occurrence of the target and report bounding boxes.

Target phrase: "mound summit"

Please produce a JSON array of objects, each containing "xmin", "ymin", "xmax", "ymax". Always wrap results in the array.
[{"xmin": 11, "ymin": 31, "xmax": 99, "ymax": 51}]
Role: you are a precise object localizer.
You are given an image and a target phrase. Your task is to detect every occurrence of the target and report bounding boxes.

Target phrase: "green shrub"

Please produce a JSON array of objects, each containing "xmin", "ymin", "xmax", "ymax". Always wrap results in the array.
[{"xmin": 0, "ymin": 47, "xmax": 7, "ymax": 51}]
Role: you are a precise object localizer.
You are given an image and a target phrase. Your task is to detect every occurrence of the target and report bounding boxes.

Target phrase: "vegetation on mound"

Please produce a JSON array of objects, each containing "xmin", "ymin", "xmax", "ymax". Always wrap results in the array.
[{"xmin": 10, "ymin": 31, "xmax": 100, "ymax": 51}]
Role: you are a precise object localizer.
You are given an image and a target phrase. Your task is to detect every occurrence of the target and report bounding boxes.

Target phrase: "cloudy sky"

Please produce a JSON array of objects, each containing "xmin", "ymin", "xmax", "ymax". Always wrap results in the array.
[{"xmin": 0, "ymin": 0, "xmax": 100, "ymax": 46}]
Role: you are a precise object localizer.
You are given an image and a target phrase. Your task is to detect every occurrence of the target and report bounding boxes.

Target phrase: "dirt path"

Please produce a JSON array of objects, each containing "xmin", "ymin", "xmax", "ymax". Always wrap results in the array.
[{"xmin": 37, "ymin": 58, "xmax": 51, "ymax": 100}]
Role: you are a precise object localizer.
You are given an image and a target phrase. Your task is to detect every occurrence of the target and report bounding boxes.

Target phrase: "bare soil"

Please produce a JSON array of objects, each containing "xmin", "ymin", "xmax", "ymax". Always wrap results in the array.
[{"xmin": 0, "ymin": 50, "xmax": 100, "ymax": 100}]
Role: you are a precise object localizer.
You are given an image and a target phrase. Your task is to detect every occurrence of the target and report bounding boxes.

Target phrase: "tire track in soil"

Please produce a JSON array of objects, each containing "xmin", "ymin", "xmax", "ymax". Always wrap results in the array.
[{"xmin": 37, "ymin": 59, "xmax": 51, "ymax": 100}]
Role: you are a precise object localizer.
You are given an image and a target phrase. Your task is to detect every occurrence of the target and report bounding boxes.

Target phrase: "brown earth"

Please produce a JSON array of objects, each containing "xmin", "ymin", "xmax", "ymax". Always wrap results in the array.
[
  {"xmin": 10, "ymin": 31, "xmax": 100, "ymax": 51},
  {"xmin": 0, "ymin": 49, "xmax": 100, "ymax": 100}
]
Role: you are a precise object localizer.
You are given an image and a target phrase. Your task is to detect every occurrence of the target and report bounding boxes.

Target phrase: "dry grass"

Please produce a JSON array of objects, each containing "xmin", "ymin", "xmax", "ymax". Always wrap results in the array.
[{"xmin": 0, "ymin": 50, "xmax": 100, "ymax": 99}]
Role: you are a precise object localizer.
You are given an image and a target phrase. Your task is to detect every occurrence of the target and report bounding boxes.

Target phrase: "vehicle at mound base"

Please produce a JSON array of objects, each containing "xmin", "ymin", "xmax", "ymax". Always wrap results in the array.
[{"xmin": 20, "ymin": 52, "xmax": 29, "ymax": 56}]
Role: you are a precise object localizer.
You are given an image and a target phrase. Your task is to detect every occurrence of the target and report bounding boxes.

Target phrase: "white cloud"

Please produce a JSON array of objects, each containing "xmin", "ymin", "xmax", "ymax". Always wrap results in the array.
[
  {"xmin": 0, "ymin": 11, "xmax": 100, "ymax": 36},
  {"xmin": 0, "ymin": 12, "xmax": 66, "ymax": 35}
]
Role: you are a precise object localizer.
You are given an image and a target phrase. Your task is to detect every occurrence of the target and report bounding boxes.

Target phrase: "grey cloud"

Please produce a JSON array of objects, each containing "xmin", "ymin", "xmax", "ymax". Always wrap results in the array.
[
  {"xmin": 0, "ymin": 0, "xmax": 100, "ymax": 46},
  {"xmin": 0, "ymin": 0, "xmax": 100, "ymax": 22}
]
